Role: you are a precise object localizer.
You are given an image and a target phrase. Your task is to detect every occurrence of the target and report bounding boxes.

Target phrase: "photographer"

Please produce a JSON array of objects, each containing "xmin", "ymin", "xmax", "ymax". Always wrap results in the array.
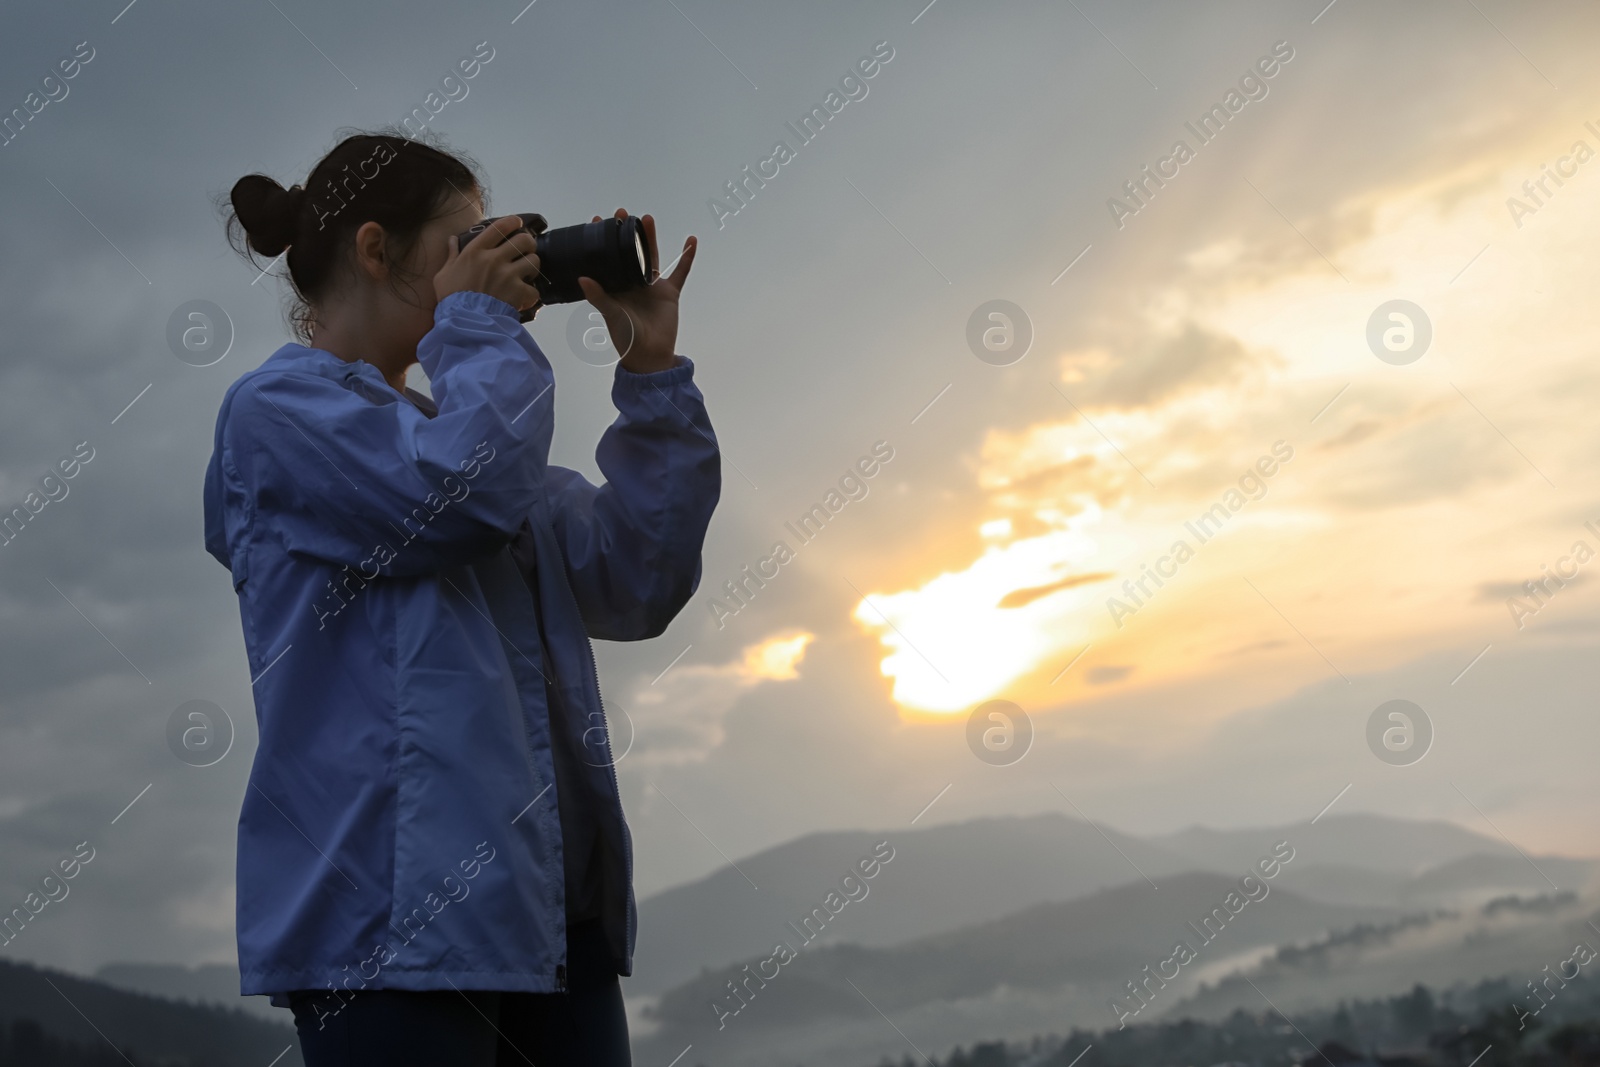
[{"xmin": 203, "ymin": 131, "xmax": 720, "ymax": 1065}]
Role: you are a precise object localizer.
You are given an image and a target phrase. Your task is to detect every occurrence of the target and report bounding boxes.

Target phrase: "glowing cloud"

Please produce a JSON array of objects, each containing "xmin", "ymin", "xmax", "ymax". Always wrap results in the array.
[
  {"xmin": 739, "ymin": 631, "xmax": 813, "ymax": 681},
  {"xmin": 851, "ymin": 109, "xmax": 1600, "ymax": 719},
  {"xmin": 850, "ymin": 514, "xmax": 1106, "ymax": 713},
  {"xmin": 624, "ymin": 631, "xmax": 816, "ymax": 764}
]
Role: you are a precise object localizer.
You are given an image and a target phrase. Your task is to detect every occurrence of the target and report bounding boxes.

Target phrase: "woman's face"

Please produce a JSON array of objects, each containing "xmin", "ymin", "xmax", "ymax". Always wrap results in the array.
[
  {"xmin": 309, "ymin": 187, "xmax": 499, "ymax": 386},
  {"xmin": 386, "ymin": 190, "xmax": 487, "ymax": 344},
  {"xmin": 350, "ymin": 191, "xmax": 492, "ymax": 375}
]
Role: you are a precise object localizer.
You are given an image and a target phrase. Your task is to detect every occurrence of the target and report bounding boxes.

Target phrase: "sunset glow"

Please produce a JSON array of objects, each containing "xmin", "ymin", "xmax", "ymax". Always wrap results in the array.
[{"xmin": 851, "ymin": 114, "xmax": 1600, "ymax": 716}]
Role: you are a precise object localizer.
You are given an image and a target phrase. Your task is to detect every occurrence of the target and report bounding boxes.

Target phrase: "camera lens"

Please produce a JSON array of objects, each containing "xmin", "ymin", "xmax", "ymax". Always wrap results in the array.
[
  {"xmin": 454, "ymin": 213, "xmax": 654, "ymax": 323},
  {"xmin": 534, "ymin": 216, "xmax": 652, "ymax": 306}
]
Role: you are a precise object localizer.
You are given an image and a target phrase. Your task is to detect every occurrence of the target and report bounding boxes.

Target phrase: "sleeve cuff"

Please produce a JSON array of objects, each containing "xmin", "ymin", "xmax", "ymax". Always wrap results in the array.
[
  {"xmin": 435, "ymin": 289, "xmax": 521, "ymax": 322},
  {"xmin": 612, "ymin": 355, "xmax": 695, "ymax": 394}
]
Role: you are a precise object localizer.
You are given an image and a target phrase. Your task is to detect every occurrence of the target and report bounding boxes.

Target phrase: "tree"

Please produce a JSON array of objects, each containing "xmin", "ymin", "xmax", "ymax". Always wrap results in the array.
[{"xmin": 1393, "ymin": 984, "xmax": 1437, "ymax": 1037}]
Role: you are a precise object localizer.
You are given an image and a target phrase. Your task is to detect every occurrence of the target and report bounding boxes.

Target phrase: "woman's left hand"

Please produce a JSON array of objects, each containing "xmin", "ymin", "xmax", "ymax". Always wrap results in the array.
[{"xmin": 576, "ymin": 209, "xmax": 697, "ymax": 375}]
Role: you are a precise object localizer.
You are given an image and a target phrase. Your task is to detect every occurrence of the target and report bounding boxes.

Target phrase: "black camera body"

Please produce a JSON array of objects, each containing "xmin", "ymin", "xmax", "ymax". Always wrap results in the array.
[{"xmin": 454, "ymin": 213, "xmax": 652, "ymax": 323}]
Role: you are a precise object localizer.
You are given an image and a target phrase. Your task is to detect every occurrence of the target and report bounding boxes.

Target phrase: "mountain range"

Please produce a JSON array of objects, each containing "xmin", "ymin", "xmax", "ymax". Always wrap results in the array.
[
  {"xmin": 629, "ymin": 811, "xmax": 1593, "ymax": 996},
  {"xmin": 71, "ymin": 811, "xmax": 1598, "ymax": 1067}
]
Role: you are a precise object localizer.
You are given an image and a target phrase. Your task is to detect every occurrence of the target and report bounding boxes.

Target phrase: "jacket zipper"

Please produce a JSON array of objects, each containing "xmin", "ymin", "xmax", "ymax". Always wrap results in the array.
[
  {"xmin": 543, "ymin": 518, "xmax": 634, "ymax": 976},
  {"xmin": 519, "ymin": 526, "xmax": 573, "ymax": 997},
  {"xmin": 527, "ymin": 602, "xmax": 570, "ymax": 995},
  {"xmin": 543, "ymin": 632, "xmax": 568, "ymax": 996}
]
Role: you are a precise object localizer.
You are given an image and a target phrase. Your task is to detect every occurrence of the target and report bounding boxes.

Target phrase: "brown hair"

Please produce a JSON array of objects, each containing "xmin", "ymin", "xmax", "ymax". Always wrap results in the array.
[{"xmin": 222, "ymin": 128, "xmax": 484, "ymax": 344}]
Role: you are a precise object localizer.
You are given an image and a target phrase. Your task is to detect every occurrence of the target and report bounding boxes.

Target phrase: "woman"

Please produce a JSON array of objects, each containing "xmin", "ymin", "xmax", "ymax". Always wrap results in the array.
[{"xmin": 203, "ymin": 131, "xmax": 721, "ymax": 1065}]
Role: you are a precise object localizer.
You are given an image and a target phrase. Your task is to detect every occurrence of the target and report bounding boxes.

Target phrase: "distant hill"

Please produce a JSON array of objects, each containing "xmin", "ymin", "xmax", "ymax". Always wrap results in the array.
[
  {"xmin": 0, "ymin": 957, "xmax": 300, "ymax": 1067},
  {"xmin": 629, "ymin": 811, "xmax": 1574, "ymax": 995},
  {"xmin": 1148, "ymin": 813, "xmax": 1524, "ymax": 876},
  {"xmin": 1168, "ymin": 889, "xmax": 1600, "ymax": 1023},
  {"xmin": 650, "ymin": 871, "xmax": 1386, "ymax": 1033},
  {"xmin": 1402, "ymin": 852, "xmax": 1597, "ymax": 902},
  {"xmin": 94, "ymin": 961, "xmax": 282, "ymax": 1022},
  {"xmin": 635, "ymin": 882, "xmax": 1600, "ymax": 1067},
  {"xmin": 905, "ymin": 966, "xmax": 1600, "ymax": 1067},
  {"xmin": 0, "ymin": 1017, "xmax": 139, "ymax": 1067},
  {"xmin": 1273, "ymin": 852, "xmax": 1597, "ymax": 912},
  {"xmin": 630, "ymin": 811, "xmax": 1181, "ymax": 993}
]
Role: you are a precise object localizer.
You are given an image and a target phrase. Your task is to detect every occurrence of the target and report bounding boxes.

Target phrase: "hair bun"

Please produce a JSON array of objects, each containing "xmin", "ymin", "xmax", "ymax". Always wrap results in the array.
[{"xmin": 230, "ymin": 174, "xmax": 306, "ymax": 257}]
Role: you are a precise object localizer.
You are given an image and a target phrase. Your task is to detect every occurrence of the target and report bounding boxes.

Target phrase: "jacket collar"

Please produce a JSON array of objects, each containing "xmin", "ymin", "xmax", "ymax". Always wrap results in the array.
[{"xmin": 262, "ymin": 343, "xmax": 436, "ymax": 416}]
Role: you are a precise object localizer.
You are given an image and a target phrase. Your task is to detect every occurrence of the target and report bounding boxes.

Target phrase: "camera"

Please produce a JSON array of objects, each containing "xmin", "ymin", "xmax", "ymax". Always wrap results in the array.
[{"xmin": 454, "ymin": 213, "xmax": 653, "ymax": 322}]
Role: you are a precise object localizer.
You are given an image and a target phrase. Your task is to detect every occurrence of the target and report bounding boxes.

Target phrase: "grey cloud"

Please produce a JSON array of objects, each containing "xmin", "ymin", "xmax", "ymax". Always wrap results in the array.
[{"xmin": 1068, "ymin": 323, "xmax": 1277, "ymax": 410}]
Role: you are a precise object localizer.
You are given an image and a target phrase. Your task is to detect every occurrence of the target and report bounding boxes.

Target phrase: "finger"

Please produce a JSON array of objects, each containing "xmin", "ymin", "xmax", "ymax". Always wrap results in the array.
[
  {"xmin": 592, "ymin": 215, "xmax": 603, "ymax": 224},
  {"xmin": 667, "ymin": 235, "xmax": 697, "ymax": 291},
  {"xmin": 493, "ymin": 231, "xmax": 539, "ymax": 272},
  {"xmin": 613, "ymin": 207, "xmax": 627, "ymax": 220},
  {"xmin": 513, "ymin": 279, "xmax": 542, "ymax": 311},
  {"xmin": 489, "ymin": 215, "xmax": 525, "ymax": 243},
  {"xmin": 507, "ymin": 257, "xmax": 543, "ymax": 289},
  {"xmin": 477, "ymin": 215, "xmax": 524, "ymax": 249},
  {"xmin": 500, "ymin": 231, "xmax": 539, "ymax": 260},
  {"xmin": 444, "ymin": 234, "xmax": 460, "ymax": 264},
  {"xmin": 577, "ymin": 276, "xmax": 619, "ymax": 316},
  {"xmin": 640, "ymin": 214, "xmax": 660, "ymax": 278}
]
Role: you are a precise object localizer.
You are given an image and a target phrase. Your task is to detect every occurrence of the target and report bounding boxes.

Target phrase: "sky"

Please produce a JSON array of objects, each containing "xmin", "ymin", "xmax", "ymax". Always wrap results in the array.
[{"xmin": 1, "ymin": 0, "xmax": 1599, "ymax": 979}]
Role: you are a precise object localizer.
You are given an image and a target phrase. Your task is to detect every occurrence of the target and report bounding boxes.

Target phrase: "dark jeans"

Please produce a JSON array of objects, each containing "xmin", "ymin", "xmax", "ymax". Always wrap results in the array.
[{"xmin": 288, "ymin": 920, "xmax": 630, "ymax": 1067}]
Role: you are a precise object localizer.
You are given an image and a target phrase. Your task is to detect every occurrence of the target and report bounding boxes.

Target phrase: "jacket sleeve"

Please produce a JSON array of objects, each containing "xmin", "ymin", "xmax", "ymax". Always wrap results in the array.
[
  {"xmin": 217, "ymin": 290, "xmax": 552, "ymax": 577},
  {"xmin": 544, "ymin": 356, "xmax": 722, "ymax": 641}
]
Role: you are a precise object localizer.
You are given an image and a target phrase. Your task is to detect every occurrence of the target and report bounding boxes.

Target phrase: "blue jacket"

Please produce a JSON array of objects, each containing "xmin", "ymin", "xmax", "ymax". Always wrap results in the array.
[{"xmin": 202, "ymin": 290, "xmax": 720, "ymax": 1002}]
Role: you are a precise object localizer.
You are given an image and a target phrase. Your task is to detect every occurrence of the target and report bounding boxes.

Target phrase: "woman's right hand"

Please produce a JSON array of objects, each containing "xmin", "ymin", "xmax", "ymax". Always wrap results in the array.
[{"xmin": 433, "ymin": 215, "xmax": 542, "ymax": 313}]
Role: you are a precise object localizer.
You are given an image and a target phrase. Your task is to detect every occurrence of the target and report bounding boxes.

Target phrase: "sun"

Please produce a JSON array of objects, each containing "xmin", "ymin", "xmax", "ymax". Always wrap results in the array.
[{"xmin": 849, "ymin": 513, "xmax": 1106, "ymax": 713}]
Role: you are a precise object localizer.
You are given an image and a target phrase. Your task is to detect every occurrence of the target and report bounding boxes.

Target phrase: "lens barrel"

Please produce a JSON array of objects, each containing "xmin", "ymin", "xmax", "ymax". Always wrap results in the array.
[{"xmin": 454, "ymin": 213, "xmax": 654, "ymax": 322}]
